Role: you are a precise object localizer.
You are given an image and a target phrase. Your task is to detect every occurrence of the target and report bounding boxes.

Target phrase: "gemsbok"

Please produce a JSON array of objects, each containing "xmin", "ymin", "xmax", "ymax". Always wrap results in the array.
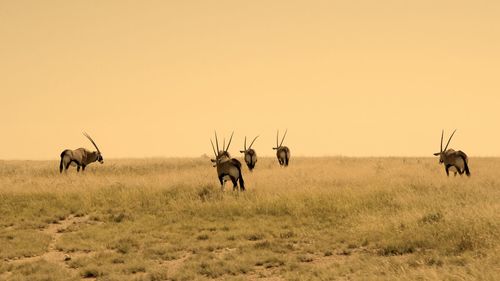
[
  {"xmin": 210, "ymin": 131, "xmax": 245, "ymax": 191},
  {"xmin": 60, "ymin": 132, "xmax": 104, "ymax": 173},
  {"xmin": 433, "ymin": 129, "xmax": 470, "ymax": 177},
  {"xmin": 273, "ymin": 129, "xmax": 290, "ymax": 167},
  {"xmin": 240, "ymin": 136, "xmax": 259, "ymax": 171}
]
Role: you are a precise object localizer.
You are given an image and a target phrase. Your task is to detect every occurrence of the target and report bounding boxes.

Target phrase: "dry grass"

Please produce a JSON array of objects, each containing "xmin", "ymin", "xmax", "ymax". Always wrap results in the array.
[{"xmin": 0, "ymin": 157, "xmax": 499, "ymax": 280}]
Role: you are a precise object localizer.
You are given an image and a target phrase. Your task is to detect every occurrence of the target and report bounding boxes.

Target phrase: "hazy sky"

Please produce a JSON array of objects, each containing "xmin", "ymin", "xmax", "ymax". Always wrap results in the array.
[{"xmin": 1, "ymin": 0, "xmax": 499, "ymax": 159}]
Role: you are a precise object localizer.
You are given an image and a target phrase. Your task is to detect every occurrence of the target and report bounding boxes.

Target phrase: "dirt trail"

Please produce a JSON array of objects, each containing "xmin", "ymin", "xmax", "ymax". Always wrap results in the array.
[
  {"xmin": 4, "ymin": 215, "xmax": 93, "ymax": 279},
  {"xmin": 157, "ymin": 252, "xmax": 192, "ymax": 276}
]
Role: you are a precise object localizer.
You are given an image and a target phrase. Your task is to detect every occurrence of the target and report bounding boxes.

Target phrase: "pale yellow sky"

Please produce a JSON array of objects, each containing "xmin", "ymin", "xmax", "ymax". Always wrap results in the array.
[{"xmin": 1, "ymin": 0, "xmax": 499, "ymax": 159}]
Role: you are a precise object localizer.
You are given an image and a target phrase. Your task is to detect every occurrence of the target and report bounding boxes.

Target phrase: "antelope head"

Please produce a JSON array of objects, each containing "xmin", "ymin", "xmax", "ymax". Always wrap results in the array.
[
  {"xmin": 240, "ymin": 136, "xmax": 259, "ymax": 154},
  {"xmin": 433, "ymin": 129, "xmax": 456, "ymax": 164},
  {"xmin": 272, "ymin": 129, "xmax": 287, "ymax": 150},
  {"xmin": 83, "ymin": 132, "xmax": 104, "ymax": 164},
  {"xmin": 210, "ymin": 131, "xmax": 233, "ymax": 166}
]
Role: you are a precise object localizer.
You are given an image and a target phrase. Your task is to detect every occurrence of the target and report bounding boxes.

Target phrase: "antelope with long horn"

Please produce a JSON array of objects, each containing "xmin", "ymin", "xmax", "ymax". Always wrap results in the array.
[
  {"xmin": 210, "ymin": 131, "xmax": 245, "ymax": 191},
  {"xmin": 433, "ymin": 129, "xmax": 470, "ymax": 177},
  {"xmin": 59, "ymin": 132, "xmax": 104, "ymax": 173},
  {"xmin": 273, "ymin": 129, "xmax": 290, "ymax": 167},
  {"xmin": 240, "ymin": 136, "xmax": 259, "ymax": 171}
]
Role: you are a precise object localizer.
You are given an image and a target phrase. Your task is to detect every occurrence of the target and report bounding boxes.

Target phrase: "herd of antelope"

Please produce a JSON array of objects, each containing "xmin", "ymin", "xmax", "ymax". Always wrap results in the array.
[{"xmin": 59, "ymin": 129, "xmax": 470, "ymax": 190}]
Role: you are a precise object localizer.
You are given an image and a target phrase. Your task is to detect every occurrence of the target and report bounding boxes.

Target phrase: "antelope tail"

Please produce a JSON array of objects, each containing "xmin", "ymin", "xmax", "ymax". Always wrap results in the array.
[
  {"xmin": 457, "ymin": 151, "xmax": 470, "ymax": 177},
  {"xmin": 59, "ymin": 150, "xmax": 68, "ymax": 173},
  {"xmin": 463, "ymin": 158, "xmax": 471, "ymax": 177},
  {"xmin": 238, "ymin": 166, "xmax": 245, "ymax": 190},
  {"xmin": 59, "ymin": 157, "xmax": 64, "ymax": 173}
]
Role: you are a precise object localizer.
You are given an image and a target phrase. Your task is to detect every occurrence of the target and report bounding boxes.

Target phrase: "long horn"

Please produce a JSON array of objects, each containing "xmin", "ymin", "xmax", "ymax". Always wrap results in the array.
[
  {"xmin": 214, "ymin": 131, "xmax": 220, "ymax": 153},
  {"xmin": 210, "ymin": 139, "xmax": 218, "ymax": 157},
  {"xmin": 248, "ymin": 135, "xmax": 259, "ymax": 149},
  {"xmin": 223, "ymin": 138, "xmax": 226, "ymax": 152},
  {"xmin": 276, "ymin": 130, "xmax": 279, "ymax": 148},
  {"xmin": 83, "ymin": 132, "xmax": 101, "ymax": 153},
  {"xmin": 440, "ymin": 130, "xmax": 444, "ymax": 152},
  {"xmin": 443, "ymin": 129, "xmax": 456, "ymax": 152},
  {"xmin": 225, "ymin": 131, "xmax": 234, "ymax": 151},
  {"xmin": 279, "ymin": 129, "xmax": 288, "ymax": 147},
  {"xmin": 244, "ymin": 136, "xmax": 247, "ymax": 150}
]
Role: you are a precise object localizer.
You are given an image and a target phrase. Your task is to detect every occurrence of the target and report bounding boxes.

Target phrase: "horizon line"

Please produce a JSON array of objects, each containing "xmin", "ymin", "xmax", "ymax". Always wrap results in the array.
[{"xmin": 1, "ymin": 155, "xmax": 499, "ymax": 161}]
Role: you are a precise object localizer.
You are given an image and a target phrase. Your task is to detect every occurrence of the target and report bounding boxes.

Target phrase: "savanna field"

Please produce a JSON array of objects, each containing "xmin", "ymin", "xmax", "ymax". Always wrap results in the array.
[{"xmin": 0, "ymin": 157, "xmax": 499, "ymax": 281}]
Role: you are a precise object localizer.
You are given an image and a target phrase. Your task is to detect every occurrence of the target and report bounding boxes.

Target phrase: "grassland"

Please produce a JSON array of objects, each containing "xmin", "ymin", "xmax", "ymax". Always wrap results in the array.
[{"xmin": 0, "ymin": 157, "xmax": 499, "ymax": 281}]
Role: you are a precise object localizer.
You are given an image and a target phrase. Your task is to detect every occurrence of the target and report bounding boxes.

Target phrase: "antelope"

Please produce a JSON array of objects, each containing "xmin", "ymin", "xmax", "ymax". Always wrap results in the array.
[
  {"xmin": 59, "ymin": 132, "xmax": 104, "ymax": 173},
  {"xmin": 210, "ymin": 131, "xmax": 245, "ymax": 191},
  {"xmin": 433, "ymin": 129, "xmax": 470, "ymax": 177},
  {"xmin": 273, "ymin": 129, "xmax": 290, "ymax": 167},
  {"xmin": 240, "ymin": 136, "xmax": 259, "ymax": 171}
]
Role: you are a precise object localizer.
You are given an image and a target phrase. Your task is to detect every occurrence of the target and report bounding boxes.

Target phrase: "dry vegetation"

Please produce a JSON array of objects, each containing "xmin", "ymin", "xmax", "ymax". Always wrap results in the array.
[{"xmin": 0, "ymin": 157, "xmax": 499, "ymax": 280}]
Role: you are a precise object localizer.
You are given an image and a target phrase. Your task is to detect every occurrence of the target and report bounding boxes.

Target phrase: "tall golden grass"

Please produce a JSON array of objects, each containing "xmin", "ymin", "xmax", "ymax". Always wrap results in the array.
[{"xmin": 0, "ymin": 157, "xmax": 499, "ymax": 280}]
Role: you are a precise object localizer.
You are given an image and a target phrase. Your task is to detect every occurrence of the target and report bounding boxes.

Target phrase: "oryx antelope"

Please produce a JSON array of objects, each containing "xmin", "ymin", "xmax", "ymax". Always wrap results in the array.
[
  {"xmin": 240, "ymin": 136, "xmax": 259, "ymax": 171},
  {"xmin": 210, "ymin": 131, "xmax": 245, "ymax": 191},
  {"xmin": 433, "ymin": 130, "xmax": 470, "ymax": 177},
  {"xmin": 59, "ymin": 132, "xmax": 104, "ymax": 173},
  {"xmin": 273, "ymin": 129, "xmax": 290, "ymax": 167}
]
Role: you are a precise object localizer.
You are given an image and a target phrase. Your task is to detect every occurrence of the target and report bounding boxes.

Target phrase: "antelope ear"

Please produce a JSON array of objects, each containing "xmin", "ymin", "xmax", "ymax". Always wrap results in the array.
[
  {"xmin": 272, "ymin": 147, "xmax": 277, "ymax": 150},
  {"xmin": 240, "ymin": 150, "xmax": 245, "ymax": 153},
  {"xmin": 210, "ymin": 159, "xmax": 216, "ymax": 162},
  {"xmin": 433, "ymin": 152, "xmax": 440, "ymax": 156}
]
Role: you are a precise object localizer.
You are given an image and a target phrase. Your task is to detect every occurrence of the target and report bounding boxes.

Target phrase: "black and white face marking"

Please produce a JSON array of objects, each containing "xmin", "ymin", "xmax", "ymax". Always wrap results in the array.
[
  {"xmin": 211, "ymin": 151, "xmax": 231, "ymax": 167},
  {"xmin": 433, "ymin": 152, "xmax": 444, "ymax": 164}
]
